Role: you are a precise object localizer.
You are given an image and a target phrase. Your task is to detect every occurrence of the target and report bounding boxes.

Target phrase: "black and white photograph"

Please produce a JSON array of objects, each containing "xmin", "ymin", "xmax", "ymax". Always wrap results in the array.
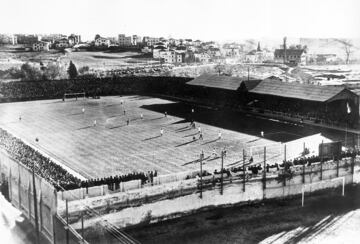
[{"xmin": 0, "ymin": 0, "xmax": 360, "ymax": 243}]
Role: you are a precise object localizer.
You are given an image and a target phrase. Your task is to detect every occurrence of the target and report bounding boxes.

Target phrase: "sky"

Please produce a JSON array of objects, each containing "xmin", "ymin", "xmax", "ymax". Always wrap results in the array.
[{"xmin": 1, "ymin": 0, "xmax": 360, "ymax": 41}]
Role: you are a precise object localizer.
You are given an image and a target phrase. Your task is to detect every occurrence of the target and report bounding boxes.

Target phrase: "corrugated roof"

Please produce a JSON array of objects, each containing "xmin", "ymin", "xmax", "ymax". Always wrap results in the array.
[
  {"xmin": 250, "ymin": 79, "xmax": 349, "ymax": 102},
  {"xmin": 274, "ymin": 49, "xmax": 305, "ymax": 56},
  {"xmin": 187, "ymin": 74, "xmax": 260, "ymax": 91}
]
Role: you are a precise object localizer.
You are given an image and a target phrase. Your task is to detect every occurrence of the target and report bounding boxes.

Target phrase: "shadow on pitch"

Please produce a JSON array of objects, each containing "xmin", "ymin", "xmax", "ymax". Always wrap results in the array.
[
  {"xmin": 68, "ymin": 112, "xmax": 83, "ymax": 116},
  {"xmin": 201, "ymin": 138, "xmax": 220, "ymax": 145},
  {"xmin": 176, "ymin": 127, "xmax": 192, "ymax": 133},
  {"xmin": 183, "ymin": 132, "xmax": 199, "ymax": 138},
  {"xmin": 175, "ymin": 139, "xmax": 198, "ymax": 147},
  {"xmin": 108, "ymin": 124, "xmax": 127, "ymax": 129},
  {"xmin": 76, "ymin": 125, "xmax": 93, "ymax": 130},
  {"xmin": 182, "ymin": 156, "xmax": 210, "ymax": 166},
  {"xmin": 143, "ymin": 135, "xmax": 162, "ymax": 141}
]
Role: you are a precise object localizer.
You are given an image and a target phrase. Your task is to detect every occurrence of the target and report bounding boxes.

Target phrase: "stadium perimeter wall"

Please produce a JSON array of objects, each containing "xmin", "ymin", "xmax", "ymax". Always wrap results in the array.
[
  {"xmin": 63, "ymin": 157, "xmax": 360, "ymax": 231},
  {"xmin": 0, "ymin": 148, "xmax": 57, "ymax": 243}
]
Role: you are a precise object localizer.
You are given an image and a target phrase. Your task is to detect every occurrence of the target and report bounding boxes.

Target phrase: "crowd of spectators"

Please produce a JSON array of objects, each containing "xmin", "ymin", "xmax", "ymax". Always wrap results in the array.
[
  {"xmin": 0, "ymin": 76, "xmax": 191, "ymax": 102},
  {"xmin": 73, "ymin": 171, "xmax": 158, "ymax": 191},
  {"xmin": 0, "ymin": 127, "xmax": 162, "ymax": 191},
  {"xmin": 0, "ymin": 128, "xmax": 81, "ymax": 191}
]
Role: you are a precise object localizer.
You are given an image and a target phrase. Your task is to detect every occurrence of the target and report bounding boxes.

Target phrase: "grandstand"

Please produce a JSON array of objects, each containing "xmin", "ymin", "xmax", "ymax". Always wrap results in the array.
[{"xmin": 186, "ymin": 74, "xmax": 359, "ymax": 128}]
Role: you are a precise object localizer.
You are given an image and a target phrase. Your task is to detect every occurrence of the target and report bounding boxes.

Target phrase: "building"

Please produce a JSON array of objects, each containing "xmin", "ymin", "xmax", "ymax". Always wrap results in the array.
[
  {"xmin": 249, "ymin": 79, "xmax": 359, "ymax": 127},
  {"xmin": 55, "ymin": 38, "xmax": 70, "ymax": 49},
  {"xmin": 40, "ymin": 34, "xmax": 67, "ymax": 43},
  {"xmin": 223, "ymin": 47, "xmax": 240, "ymax": 57},
  {"xmin": 274, "ymin": 48, "xmax": 307, "ymax": 65},
  {"xmin": 68, "ymin": 34, "xmax": 81, "ymax": 46},
  {"xmin": 153, "ymin": 45, "xmax": 168, "ymax": 58},
  {"xmin": 15, "ymin": 34, "xmax": 40, "ymax": 44},
  {"xmin": 194, "ymin": 40, "xmax": 202, "ymax": 47},
  {"xmin": 316, "ymin": 54, "xmax": 337, "ymax": 64},
  {"xmin": 0, "ymin": 34, "xmax": 17, "ymax": 45},
  {"xmin": 95, "ymin": 37, "xmax": 110, "ymax": 47},
  {"xmin": 159, "ymin": 50, "xmax": 184, "ymax": 63},
  {"xmin": 32, "ymin": 41, "xmax": 50, "ymax": 51},
  {"xmin": 118, "ymin": 34, "xmax": 132, "ymax": 46},
  {"xmin": 143, "ymin": 36, "xmax": 160, "ymax": 47},
  {"xmin": 194, "ymin": 52, "xmax": 211, "ymax": 63}
]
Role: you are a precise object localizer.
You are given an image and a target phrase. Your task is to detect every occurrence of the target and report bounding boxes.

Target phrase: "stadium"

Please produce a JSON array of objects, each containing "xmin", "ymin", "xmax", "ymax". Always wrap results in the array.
[{"xmin": 0, "ymin": 75, "xmax": 359, "ymax": 244}]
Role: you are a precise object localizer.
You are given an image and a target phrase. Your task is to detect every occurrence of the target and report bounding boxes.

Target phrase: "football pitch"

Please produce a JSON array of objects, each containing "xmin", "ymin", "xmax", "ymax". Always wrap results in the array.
[{"xmin": 0, "ymin": 95, "xmax": 334, "ymax": 179}]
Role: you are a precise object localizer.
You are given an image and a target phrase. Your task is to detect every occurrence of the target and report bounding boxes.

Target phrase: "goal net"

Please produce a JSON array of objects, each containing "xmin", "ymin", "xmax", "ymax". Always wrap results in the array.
[
  {"xmin": 63, "ymin": 92, "xmax": 86, "ymax": 101},
  {"xmin": 301, "ymin": 176, "xmax": 345, "ymax": 207}
]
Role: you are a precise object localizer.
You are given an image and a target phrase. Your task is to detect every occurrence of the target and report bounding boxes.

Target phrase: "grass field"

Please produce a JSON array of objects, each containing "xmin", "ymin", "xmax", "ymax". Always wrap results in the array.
[{"xmin": 0, "ymin": 95, "xmax": 347, "ymax": 179}]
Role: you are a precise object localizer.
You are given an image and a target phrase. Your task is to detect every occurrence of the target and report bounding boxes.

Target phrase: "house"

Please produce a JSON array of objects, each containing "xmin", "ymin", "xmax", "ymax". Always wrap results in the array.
[
  {"xmin": 159, "ymin": 50, "xmax": 184, "ymax": 63},
  {"xmin": 223, "ymin": 47, "xmax": 240, "ymax": 57},
  {"xmin": 194, "ymin": 52, "xmax": 211, "ymax": 63},
  {"xmin": 194, "ymin": 40, "xmax": 202, "ymax": 47},
  {"xmin": 118, "ymin": 34, "xmax": 133, "ymax": 46},
  {"xmin": 0, "ymin": 34, "xmax": 17, "ymax": 45},
  {"xmin": 152, "ymin": 45, "xmax": 168, "ymax": 58},
  {"xmin": 316, "ymin": 54, "xmax": 337, "ymax": 64},
  {"xmin": 208, "ymin": 47, "xmax": 221, "ymax": 58},
  {"xmin": 245, "ymin": 42, "xmax": 271, "ymax": 63},
  {"xmin": 55, "ymin": 38, "xmax": 70, "ymax": 49},
  {"xmin": 143, "ymin": 37, "xmax": 160, "ymax": 47},
  {"xmin": 68, "ymin": 34, "xmax": 81, "ymax": 46},
  {"xmin": 15, "ymin": 34, "xmax": 40, "ymax": 44},
  {"xmin": 32, "ymin": 41, "xmax": 50, "ymax": 51},
  {"xmin": 94, "ymin": 37, "xmax": 110, "ymax": 47},
  {"xmin": 274, "ymin": 48, "xmax": 307, "ymax": 65}
]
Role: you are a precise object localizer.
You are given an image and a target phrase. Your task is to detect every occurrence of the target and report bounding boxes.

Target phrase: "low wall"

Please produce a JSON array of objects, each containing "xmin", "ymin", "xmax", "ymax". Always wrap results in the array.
[
  {"xmin": 60, "ymin": 179, "xmax": 142, "ymax": 202},
  {"xmin": 64, "ymin": 157, "xmax": 359, "ymax": 230}
]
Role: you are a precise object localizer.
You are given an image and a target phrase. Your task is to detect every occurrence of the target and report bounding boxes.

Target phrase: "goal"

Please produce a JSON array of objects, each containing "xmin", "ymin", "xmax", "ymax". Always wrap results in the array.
[
  {"xmin": 63, "ymin": 92, "xmax": 86, "ymax": 101},
  {"xmin": 301, "ymin": 176, "xmax": 345, "ymax": 207}
]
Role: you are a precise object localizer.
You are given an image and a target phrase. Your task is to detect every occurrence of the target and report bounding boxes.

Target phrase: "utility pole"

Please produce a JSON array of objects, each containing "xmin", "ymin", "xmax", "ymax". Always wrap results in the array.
[
  {"xmin": 220, "ymin": 150, "xmax": 225, "ymax": 195},
  {"xmin": 263, "ymin": 147, "xmax": 266, "ymax": 190},
  {"xmin": 242, "ymin": 149, "xmax": 246, "ymax": 192},
  {"xmin": 199, "ymin": 151, "xmax": 204, "ymax": 199},
  {"xmin": 32, "ymin": 162, "xmax": 40, "ymax": 244},
  {"xmin": 66, "ymin": 199, "xmax": 69, "ymax": 244}
]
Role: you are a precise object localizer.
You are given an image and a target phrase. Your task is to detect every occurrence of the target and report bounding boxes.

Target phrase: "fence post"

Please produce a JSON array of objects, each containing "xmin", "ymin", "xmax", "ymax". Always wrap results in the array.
[
  {"xmin": 302, "ymin": 164, "xmax": 305, "ymax": 184},
  {"xmin": 28, "ymin": 181, "xmax": 31, "ymax": 219},
  {"xmin": 336, "ymin": 158, "xmax": 339, "ymax": 177},
  {"xmin": 263, "ymin": 147, "xmax": 266, "ymax": 190},
  {"xmin": 220, "ymin": 150, "xmax": 224, "ymax": 195},
  {"xmin": 66, "ymin": 199, "xmax": 69, "ymax": 244},
  {"xmin": 32, "ymin": 164, "xmax": 40, "ymax": 244},
  {"xmin": 320, "ymin": 141, "xmax": 323, "ymax": 180},
  {"xmin": 199, "ymin": 151, "xmax": 203, "ymax": 199},
  {"xmin": 18, "ymin": 169, "xmax": 21, "ymax": 209},
  {"xmin": 243, "ymin": 149, "xmax": 245, "ymax": 192},
  {"xmin": 81, "ymin": 212, "xmax": 85, "ymax": 242}
]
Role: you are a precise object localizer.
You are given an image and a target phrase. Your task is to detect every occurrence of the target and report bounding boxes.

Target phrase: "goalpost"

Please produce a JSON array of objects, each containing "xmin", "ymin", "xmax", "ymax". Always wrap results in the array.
[
  {"xmin": 301, "ymin": 176, "xmax": 345, "ymax": 207},
  {"xmin": 63, "ymin": 92, "xmax": 86, "ymax": 101}
]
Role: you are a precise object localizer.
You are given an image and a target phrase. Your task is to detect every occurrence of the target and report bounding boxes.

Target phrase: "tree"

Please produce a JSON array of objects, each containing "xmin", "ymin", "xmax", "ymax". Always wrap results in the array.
[
  {"xmin": 78, "ymin": 66, "xmax": 90, "ymax": 75},
  {"xmin": 20, "ymin": 62, "xmax": 42, "ymax": 81},
  {"xmin": 214, "ymin": 63, "xmax": 225, "ymax": 75},
  {"xmin": 43, "ymin": 63, "xmax": 61, "ymax": 80},
  {"xmin": 334, "ymin": 39, "xmax": 353, "ymax": 64},
  {"xmin": 95, "ymin": 34, "xmax": 101, "ymax": 40},
  {"xmin": 67, "ymin": 61, "xmax": 78, "ymax": 79}
]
